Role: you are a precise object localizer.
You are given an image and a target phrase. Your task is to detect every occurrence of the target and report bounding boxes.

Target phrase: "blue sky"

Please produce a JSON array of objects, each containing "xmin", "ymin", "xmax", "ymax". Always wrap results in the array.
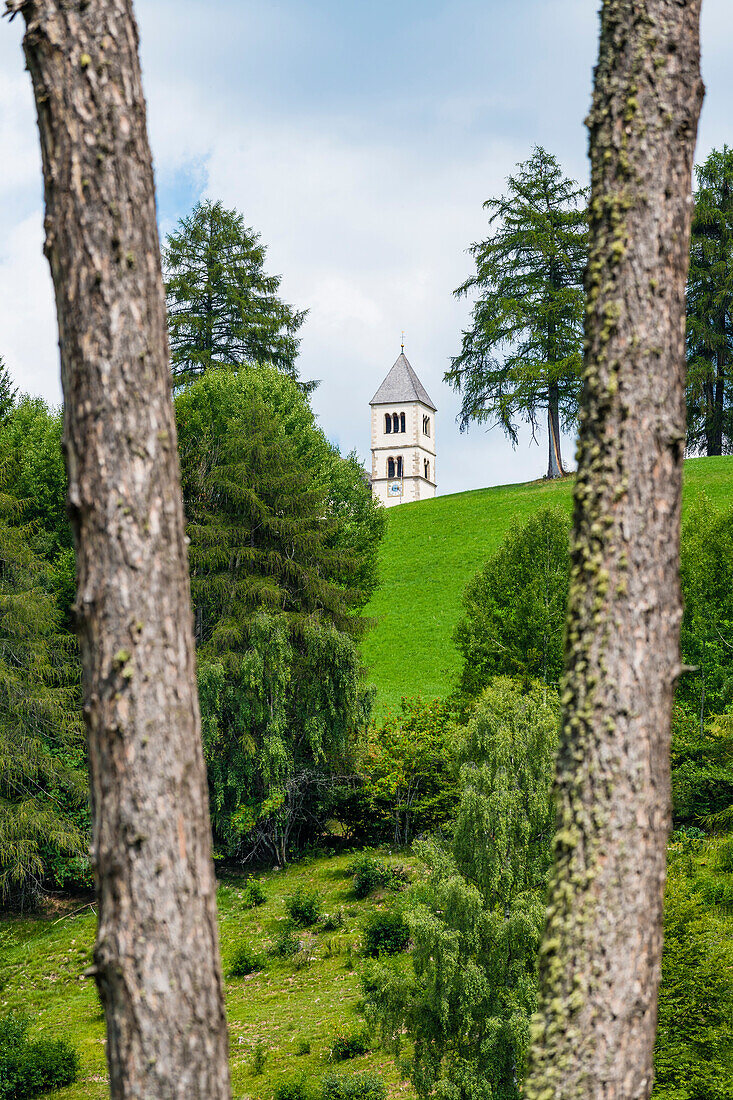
[{"xmin": 1, "ymin": 1, "xmax": 731, "ymax": 493}]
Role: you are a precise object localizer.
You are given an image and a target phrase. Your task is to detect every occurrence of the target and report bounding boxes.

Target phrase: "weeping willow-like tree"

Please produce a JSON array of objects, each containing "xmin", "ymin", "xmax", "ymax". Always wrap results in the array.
[
  {"xmin": 0, "ymin": 479, "xmax": 86, "ymax": 904},
  {"xmin": 364, "ymin": 679, "xmax": 559, "ymax": 1100}
]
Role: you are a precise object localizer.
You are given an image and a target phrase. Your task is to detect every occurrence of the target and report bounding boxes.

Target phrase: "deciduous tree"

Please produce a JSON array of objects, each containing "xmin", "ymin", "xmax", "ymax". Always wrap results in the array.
[{"xmin": 525, "ymin": 2, "xmax": 704, "ymax": 1098}]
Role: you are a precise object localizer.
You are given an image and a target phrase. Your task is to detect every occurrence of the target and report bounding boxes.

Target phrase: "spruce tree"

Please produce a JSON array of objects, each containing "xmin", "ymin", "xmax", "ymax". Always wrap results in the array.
[
  {"xmin": 163, "ymin": 199, "xmax": 307, "ymax": 386},
  {"xmin": 446, "ymin": 148, "xmax": 587, "ymax": 478},
  {"xmin": 0, "ymin": 482, "xmax": 86, "ymax": 904},
  {"xmin": 686, "ymin": 146, "xmax": 733, "ymax": 456},
  {"xmin": 176, "ymin": 367, "xmax": 379, "ymax": 862}
]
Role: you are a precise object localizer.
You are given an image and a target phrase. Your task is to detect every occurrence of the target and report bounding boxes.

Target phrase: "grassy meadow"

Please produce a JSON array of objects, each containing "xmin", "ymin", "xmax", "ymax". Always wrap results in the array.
[
  {"xmin": 1, "ymin": 853, "xmax": 416, "ymax": 1100},
  {"xmin": 364, "ymin": 455, "xmax": 733, "ymax": 715}
]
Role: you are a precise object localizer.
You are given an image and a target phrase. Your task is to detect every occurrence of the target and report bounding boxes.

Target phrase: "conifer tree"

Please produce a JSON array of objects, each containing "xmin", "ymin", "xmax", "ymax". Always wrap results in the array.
[
  {"xmin": 176, "ymin": 367, "xmax": 380, "ymax": 862},
  {"xmin": 163, "ymin": 200, "xmax": 307, "ymax": 387},
  {"xmin": 0, "ymin": 358, "xmax": 18, "ymax": 424},
  {"xmin": 446, "ymin": 148, "xmax": 587, "ymax": 478},
  {"xmin": 0, "ymin": 481, "xmax": 86, "ymax": 904},
  {"xmin": 686, "ymin": 146, "xmax": 733, "ymax": 456}
]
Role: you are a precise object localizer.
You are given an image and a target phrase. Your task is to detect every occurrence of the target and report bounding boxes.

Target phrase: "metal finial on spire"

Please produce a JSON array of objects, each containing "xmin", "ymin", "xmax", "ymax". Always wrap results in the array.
[{"xmin": 401, "ymin": 330, "xmax": 405, "ymax": 353}]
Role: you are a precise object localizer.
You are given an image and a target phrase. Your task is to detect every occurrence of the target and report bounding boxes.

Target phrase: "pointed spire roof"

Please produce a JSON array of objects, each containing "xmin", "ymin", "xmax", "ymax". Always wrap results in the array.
[{"xmin": 370, "ymin": 352, "xmax": 436, "ymax": 411}]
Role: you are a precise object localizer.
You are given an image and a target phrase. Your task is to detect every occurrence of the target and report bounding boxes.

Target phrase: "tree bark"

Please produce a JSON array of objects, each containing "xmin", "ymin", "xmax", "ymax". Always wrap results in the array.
[
  {"xmin": 7, "ymin": 2, "xmax": 231, "ymax": 1096},
  {"xmin": 526, "ymin": 3, "xmax": 703, "ymax": 1099},
  {"xmin": 546, "ymin": 385, "xmax": 565, "ymax": 479}
]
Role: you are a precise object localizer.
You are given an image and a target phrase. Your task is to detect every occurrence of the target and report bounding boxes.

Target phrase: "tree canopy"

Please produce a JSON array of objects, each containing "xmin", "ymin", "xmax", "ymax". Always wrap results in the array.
[
  {"xmin": 163, "ymin": 199, "xmax": 307, "ymax": 387},
  {"xmin": 446, "ymin": 148, "xmax": 587, "ymax": 478},
  {"xmin": 686, "ymin": 146, "xmax": 733, "ymax": 456}
]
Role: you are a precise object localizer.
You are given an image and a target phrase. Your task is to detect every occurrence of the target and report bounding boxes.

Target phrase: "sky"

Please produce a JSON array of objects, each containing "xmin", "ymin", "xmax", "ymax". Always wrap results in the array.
[{"xmin": 1, "ymin": 1, "xmax": 732, "ymax": 495}]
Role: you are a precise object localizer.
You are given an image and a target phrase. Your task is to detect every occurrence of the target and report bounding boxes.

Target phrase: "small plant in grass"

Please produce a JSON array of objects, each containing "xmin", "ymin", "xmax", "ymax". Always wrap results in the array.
[
  {"xmin": 270, "ymin": 926, "xmax": 302, "ymax": 959},
  {"xmin": 249, "ymin": 1041, "xmax": 267, "ymax": 1076},
  {"xmin": 242, "ymin": 878, "xmax": 267, "ymax": 908},
  {"xmin": 321, "ymin": 1070, "xmax": 387, "ymax": 1100},
  {"xmin": 292, "ymin": 934, "xmax": 318, "ymax": 971},
  {"xmin": 229, "ymin": 942, "xmax": 264, "ymax": 977},
  {"xmin": 330, "ymin": 1029, "xmax": 371, "ymax": 1062},
  {"xmin": 320, "ymin": 908, "xmax": 345, "ymax": 931},
  {"xmin": 362, "ymin": 909, "xmax": 409, "ymax": 957},
  {"xmin": 348, "ymin": 854, "xmax": 409, "ymax": 899},
  {"xmin": 0, "ymin": 1012, "xmax": 79, "ymax": 1098},
  {"xmin": 285, "ymin": 886, "xmax": 323, "ymax": 927},
  {"xmin": 295, "ymin": 1037, "xmax": 311, "ymax": 1056}
]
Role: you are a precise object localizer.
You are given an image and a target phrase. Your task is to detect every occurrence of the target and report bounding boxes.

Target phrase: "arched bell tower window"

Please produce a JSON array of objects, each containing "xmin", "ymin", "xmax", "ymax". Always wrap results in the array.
[
  {"xmin": 387, "ymin": 457, "xmax": 395, "ymax": 478},
  {"xmin": 388, "ymin": 456, "xmax": 403, "ymax": 479},
  {"xmin": 400, "ymin": 412, "xmax": 406, "ymax": 433},
  {"xmin": 424, "ymin": 459, "xmax": 430, "ymax": 480},
  {"xmin": 385, "ymin": 413, "xmax": 392, "ymax": 433},
  {"xmin": 392, "ymin": 413, "xmax": 399, "ymax": 433},
  {"xmin": 423, "ymin": 415, "xmax": 431, "ymax": 436}
]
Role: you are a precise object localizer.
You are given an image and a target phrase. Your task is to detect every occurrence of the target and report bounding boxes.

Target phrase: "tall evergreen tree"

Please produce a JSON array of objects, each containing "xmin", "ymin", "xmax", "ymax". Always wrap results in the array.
[
  {"xmin": 686, "ymin": 146, "xmax": 733, "ymax": 456},
  {"xmin": 446, "ymin": 148, "xmax": 587, "ymax": 479},
  {"xmin": 163, "ymin": 199, "xmax": 307, "ymax": 387},
  {"xmin": 0, "ymin": 481, "xmax": 86, "ymax": 904},
  {"xmin": 176, "ymin": 367, "xmax": 382, "ymax": 862},
  {"xmin": 0, "ymin": 358, "xmax": 17, "ymax": 424}
]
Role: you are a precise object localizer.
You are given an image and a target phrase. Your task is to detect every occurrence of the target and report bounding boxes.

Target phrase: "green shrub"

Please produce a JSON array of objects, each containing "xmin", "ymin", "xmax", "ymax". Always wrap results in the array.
[
  {"xmin": 295, "ymin": 1037, "xmax": 311, "ymax": 1056},
  {"xmin": 229, "ymin": 942, "xmax": 264, "ymax": 977},
  {"xmin": 249, "ymin": 1041, "xmax": 267, "ymax": 1076},
  {"xmin": 284, "ymin": 886, "xmax": 323, "ymax": 927},
  {"xmin": 330, "ymin": 1030, "xmax": 371, "ymax": 1061},
  {"xmin": 270, "ymin": 927, "xmax": 301, "ymax": 959},
  {"xmin": 349, "ymin": 856, "xmax": 392, "ymax": 899},
  {"xmin": 0, "ymin": 1013, "xmax": 79, "ymax": 1099},
  {"xmin": 321, "ymin": 1070, "xmax": 386, "ymax": 1100},
  {"xmin": 274, "ymin": 1075, "xmax": 314, "ymax": 1100},
  {"xmin": 362, "ymin": 910, "xmax": 409, "ymax": 957},
  {"xmin": 242, "ymin": 879, "xmax": 267, "ymax": 908}
]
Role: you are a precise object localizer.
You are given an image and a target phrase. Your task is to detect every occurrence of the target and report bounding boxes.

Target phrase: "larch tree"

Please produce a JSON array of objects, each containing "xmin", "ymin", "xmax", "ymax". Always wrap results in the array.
[
  {"xmin": 446, "ymin": 147, "xmax": 587, "ymax": 479},
  {"xmin": 525, "ymin": 3, "xmax": 703, "ymax": 1099},
  {"xmin": 163, "ymin": 199, "xmax": 307, "ymax": 388},
  {"xmin": 686, "ymin": 146, "xmax": 733, "ymax": 456},
  {"xmin": 7, "ymin": 1, "xmax": 231, "ymax": 1097}
]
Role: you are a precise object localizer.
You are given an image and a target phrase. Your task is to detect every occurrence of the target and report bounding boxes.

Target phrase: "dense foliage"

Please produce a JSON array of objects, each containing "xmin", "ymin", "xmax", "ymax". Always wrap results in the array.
[
  {"xmin": 176, "ymin": 367, "xmax": 384, "ymax": 863},
  {"xmin": 446, "ymin": 148, "xmax": 587, "ymax": 478},
  {"xmin": 686, "ymin": 147, "xmax": 733, "ymax": 456},
  {"xmin": 454, "ymin": 506, "xmax": 571, "ymax": 693},
  {"xmin": 164, "ymin": 200, "xmax": 307, "ymax": 387},
  {"xmin": 0, "ymin": 1013, "xmax": 78, "ymax": 1098},
  {"xmin": 364, "ymin": 679, "xmax": 559, "ymax": 1100}
]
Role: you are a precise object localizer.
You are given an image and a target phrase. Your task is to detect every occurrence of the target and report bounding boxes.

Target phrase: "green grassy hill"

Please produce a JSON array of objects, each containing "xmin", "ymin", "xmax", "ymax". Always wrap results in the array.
[
  {"xmin": 1, "ymin": 853, "xmax": 415, "ymax": 1100},
  {"xmin": 364, "ymin": 456, "xmax": 733, "ymax": 715}
]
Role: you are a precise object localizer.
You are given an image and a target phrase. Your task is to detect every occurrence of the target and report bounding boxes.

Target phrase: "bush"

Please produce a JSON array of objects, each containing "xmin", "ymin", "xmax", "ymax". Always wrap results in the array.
[
  {"xmin": 296, "ymin": 1037, "xmax": 311, "ymax": 1056},
  {"xmin": 249, "ymin": 1041, "xmax": 267, "ymax": 1076},
  {"xmin": 270, "ymin": 927, "xmax": 301, "ymax": 959},
  {"xmin": 330, "ymin": 1030, "xmax": 371, "ymax": 1061},
  {"xmin": 229, "ymin": 942, "xmax": 264, "ymax": 977},
  {"xmin": 0, "ymin": 1013, "xmax": 79, "ymax": 1099},
  {"xmin": 349, "ymin": 856, "xmax": 392, "ymax": 900},
  {"xmin": 242, "ymin": 879, "xmax": 267, "ymax": 908},
  {"xmin": 285, "ymin": 886, "xmax": 323, "ymax": 927},
  {"xmin": 321, "ymin": 1071, "xmax": 386, "ymax": 1100},
  {"xmin": 274, "ymin": 1076, "xmax": 314, "ymax": 1100},
  {"xmin": 362, "ymin": 910, "xmax": 409, "ymax": 957}
]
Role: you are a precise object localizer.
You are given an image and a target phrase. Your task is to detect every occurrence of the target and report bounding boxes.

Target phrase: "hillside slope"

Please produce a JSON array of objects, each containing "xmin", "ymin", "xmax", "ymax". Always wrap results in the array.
[{"xmin": 364, "ymin": 456, "xmax": 733, "ymax": 715}]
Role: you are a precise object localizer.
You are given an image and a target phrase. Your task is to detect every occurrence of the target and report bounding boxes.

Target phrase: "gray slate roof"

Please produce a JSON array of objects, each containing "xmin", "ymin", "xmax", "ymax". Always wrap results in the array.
[{"xmin": 369, "ymin": 353, "xmax": 437, "ymax": 411}]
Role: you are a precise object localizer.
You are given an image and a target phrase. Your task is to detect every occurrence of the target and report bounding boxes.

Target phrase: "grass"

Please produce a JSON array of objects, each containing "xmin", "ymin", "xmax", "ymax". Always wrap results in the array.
[
  {"xmin": 363, "ymin": 455, "xmax": 733, "ymax": 715},
  {"xmin": 0, "ymin": 852, "xmax": 415, "ymax": 1100}
]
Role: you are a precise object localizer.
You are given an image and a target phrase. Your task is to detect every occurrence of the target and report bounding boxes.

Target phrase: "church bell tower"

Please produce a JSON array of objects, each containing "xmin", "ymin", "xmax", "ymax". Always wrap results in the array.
[{"xmin": 370, "ymin": 348, "xmax": 437, "ymax": 507}]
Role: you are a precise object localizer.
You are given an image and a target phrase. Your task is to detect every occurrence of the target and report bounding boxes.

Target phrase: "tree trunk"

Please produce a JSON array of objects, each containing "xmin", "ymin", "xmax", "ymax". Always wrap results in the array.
[
  {"xmin": 526, "ymin": 3, "xmax": 703, "ymax": 1099},
  {"xmin": 8, "ymin": 2, "xmax": 231, "ymax": 1096},
  {"xmin": 547, "ymin": 383, "xmax": 565, "ymax": 479}
]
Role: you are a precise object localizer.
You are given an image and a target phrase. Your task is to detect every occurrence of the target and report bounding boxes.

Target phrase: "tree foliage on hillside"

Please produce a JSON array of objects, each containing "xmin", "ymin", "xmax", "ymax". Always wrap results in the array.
[
  {"xmin": 364, "ymin": 679, "xmax": 559, "ymax": 1100},
  {"xmin": 164, "ymin": 199, "xmax": 307, "ymax": 387},
  {"xmin": 446, "ymin": 148, "xmax": 587, "ymax": 478},
  {"xmin": 454, "ymin": 506, "xmax": 571, "ymax": 693},
  {"xmin": 686, "ymin": 146, "xmax": 733, "ymax": 456},
  {"xmin": 176, "ymin": 367, "xmax": 384, "ymax": 862}
]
